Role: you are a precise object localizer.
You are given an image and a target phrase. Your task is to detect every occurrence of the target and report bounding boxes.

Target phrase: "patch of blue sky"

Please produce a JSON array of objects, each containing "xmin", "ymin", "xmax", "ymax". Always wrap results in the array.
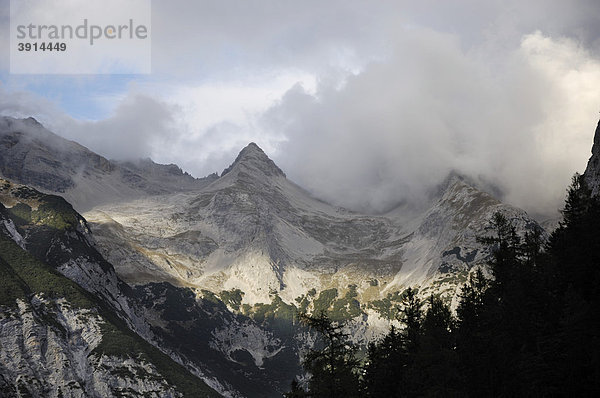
[{"xmin": 0, "ymin": 72, "xmax": 147, "ymax": 120}]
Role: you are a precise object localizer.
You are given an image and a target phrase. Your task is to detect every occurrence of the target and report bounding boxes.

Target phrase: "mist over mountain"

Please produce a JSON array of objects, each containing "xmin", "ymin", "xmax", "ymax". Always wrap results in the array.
[
  {"xmin": 2, "ymin": 0, "xmax": 600, "ymax": 396},
  {"xmin": 0, "ymin": 115, "xmax": 599, "ymax": 396},
  {"xmin": 0, "ymin": 116, "xmax": 217, "ymax": 211},
  {"xmin": 2, "ymin": 0, "xmax": 600, "ymax": 225}
]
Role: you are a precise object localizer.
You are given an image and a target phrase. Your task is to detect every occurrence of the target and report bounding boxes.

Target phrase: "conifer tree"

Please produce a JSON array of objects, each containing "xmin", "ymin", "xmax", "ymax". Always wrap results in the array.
[
  {"xmin": 547, "ymin": 173, "xmax": 600, "ymax": 395},
  {"xmin": 296, "ymin": 311, "xmax": 361, "ymax": 398},
  {"xmin": 455, "ymin": 268, "xmax": 492, "ymax": 396},
  {"xmin": 288, "ymin": 173, "xmax": 600, "ymax": 397},
  {"xmin": 363, "ymin": 287, "xmax": 423, "ymax": 397},
  {"xmin": 363, "ymin": 325, "xmax": 403, "ymax": 397},
  {"xmin": 549, "ymin": 173, "xmax": 600, "ymax": 300},
  {"xmin": 416, "ymin": 295, "xmax": 459, "ymax": 396},
  {"xmin": 284, "ymin": 379, "xmax": 307, "ymax": 398}
]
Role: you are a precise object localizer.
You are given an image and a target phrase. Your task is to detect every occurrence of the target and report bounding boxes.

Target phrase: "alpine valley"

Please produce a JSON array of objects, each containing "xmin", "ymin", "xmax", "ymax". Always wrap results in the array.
[{"xmin": 2, "ymin": 115, "xmax": 597, "ymax": 397}]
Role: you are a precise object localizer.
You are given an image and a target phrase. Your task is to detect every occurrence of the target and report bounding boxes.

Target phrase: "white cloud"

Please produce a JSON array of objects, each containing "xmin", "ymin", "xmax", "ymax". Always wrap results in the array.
[
  {"xmin": 261, "ymin": 30, "xmax": 600, "ymax": 217},
  {"xmin": 164, "ymin": 71, "xmax": 316, "ymax": 158}
]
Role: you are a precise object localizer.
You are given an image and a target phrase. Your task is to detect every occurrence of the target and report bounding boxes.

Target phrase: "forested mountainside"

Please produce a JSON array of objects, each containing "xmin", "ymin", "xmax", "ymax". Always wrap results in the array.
[{"xmin": 286, "ymin": 122, "xmax": 600, "ymax": 397}]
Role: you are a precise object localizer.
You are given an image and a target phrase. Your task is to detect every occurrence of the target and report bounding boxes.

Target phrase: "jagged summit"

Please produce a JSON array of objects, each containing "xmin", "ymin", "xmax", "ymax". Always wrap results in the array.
[
  {"xmin": 221, "ymin": 142, "xmax": 286, "ymax": 178},
  {"xmin": 584, "ymin": 119, "xmax": 600, "ymax": 196},
  {"xmin": 434, "ymin": 171, "xmax": 504, "ymax": 203}
]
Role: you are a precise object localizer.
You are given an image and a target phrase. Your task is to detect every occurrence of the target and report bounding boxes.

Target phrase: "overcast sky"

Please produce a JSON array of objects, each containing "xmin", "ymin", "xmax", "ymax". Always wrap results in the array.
[{"xmin": 1, "ymin": 0, "xmax": 600, "ymax": 218}]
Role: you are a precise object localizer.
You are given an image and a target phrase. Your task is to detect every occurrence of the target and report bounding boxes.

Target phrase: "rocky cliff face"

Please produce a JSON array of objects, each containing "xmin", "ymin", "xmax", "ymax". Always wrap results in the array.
[
  {"xmin": 584, "ymin": 119, "xmax": 600, "ymax": 196},
  {"xmin": 0, "ymin": 296, "xmax": 183, "ymax": 398},
  {"xmin": 85, "ymin": 143, "xmax": 541, "ymax": 327},
  {"xmin": 0, "ymin": 181, "xmax": 225, "ymax": 397},
  {"xmin": 130, "ymin": 282, "xmax": 298, "ymax": 397},
  {"xmin": 0, "ymin": 178, "xmax": 300, "ymax": 397}
]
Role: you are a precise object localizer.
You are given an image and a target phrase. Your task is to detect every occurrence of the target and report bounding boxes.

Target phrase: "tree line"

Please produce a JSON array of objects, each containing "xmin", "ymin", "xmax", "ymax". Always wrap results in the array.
[{"xmin": 286, "ymin": 173, "xmax": 600, "ymax": 397}]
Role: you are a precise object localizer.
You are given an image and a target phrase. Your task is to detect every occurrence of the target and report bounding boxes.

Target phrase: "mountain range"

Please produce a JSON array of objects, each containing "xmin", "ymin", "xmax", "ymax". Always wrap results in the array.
[{"xmin": 1, "ymin": 115, "xmax": 598, "ymax": 397}]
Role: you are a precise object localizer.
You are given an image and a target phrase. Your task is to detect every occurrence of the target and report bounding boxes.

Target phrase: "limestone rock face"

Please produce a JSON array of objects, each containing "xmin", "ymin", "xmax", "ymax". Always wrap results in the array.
[
  {"xmin": 0, "ymin": 297, "xmax": 182, "ymax": 398},
  {"xmin": 221, "ymin": 142, "xmax": 285, "ymax": 178},
  {"xmin": 0, "ymin": 181, "xmax": 223, "ymax": 398},
  {"xmin": 584, "ymin": 119, "xmax": 600, "ymax": 196},
  {"xmin": 0, "ymin": 178, "xmax": 290, "ymax": 397},
  {"xmin": 86, "ymin": 144, "xmax": 541, "ymax": 326}
]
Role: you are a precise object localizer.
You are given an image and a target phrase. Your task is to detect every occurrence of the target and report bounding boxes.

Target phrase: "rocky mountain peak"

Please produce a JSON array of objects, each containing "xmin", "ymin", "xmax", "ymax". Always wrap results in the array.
[
  {"xmin": 584, "ymin": 119, "xmax": 600, "ymax": 196},
  {"xmin": 221, "ymin": 142, "xmax": 286, "ymax": 178}
]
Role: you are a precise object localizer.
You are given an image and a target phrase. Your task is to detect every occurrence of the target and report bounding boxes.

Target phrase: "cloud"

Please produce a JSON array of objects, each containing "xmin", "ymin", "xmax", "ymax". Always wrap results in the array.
[
  {"xmin": 0, "ymin": 84, "xmax": 177, "ymax": 160},
  {"xmin": 148, "ymin": 0, "xmax": 397, "ymax": 78},
  {"xmin": 56, "ymin": 95, "xmax": 178, "ymax": 160},
  {"xmin": 262, "ymin": 29, "xmax": 600, "ymax": 217},
  {"xmin": 0, "ymin": 82, "xmax": 63, "ymax": 117},
  {"xmin": 0, "ymin": 73, "xmax": 311, "ymax": 168}
]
